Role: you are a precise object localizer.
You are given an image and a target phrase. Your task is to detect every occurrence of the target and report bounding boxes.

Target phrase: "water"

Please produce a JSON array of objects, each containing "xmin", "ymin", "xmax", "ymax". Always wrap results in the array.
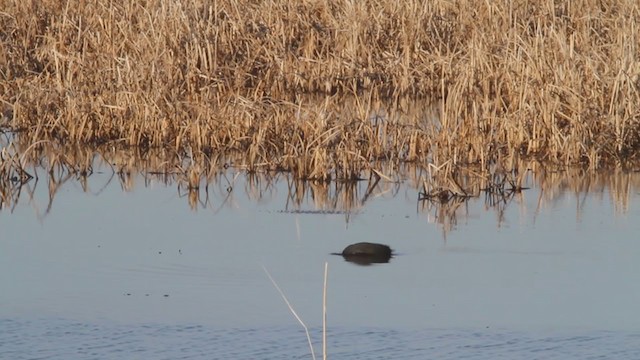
[
  {"xmin": 1, "ymin": 166, "xmax": 640, "ymax": 358},
  {"xmin": 2, "ymin": 318, "xmax": 639, "ymax": 359}
]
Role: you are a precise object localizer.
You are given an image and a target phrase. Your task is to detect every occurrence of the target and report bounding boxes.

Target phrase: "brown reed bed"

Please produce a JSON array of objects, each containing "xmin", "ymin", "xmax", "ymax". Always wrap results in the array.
[{"xmin": 1, "ymin": 0, "xmax": 640, "ymax": 181}]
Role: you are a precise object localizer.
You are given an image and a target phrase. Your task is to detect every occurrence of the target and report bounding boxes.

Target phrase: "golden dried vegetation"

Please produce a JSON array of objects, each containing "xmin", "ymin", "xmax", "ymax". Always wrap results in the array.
[{"xmin": 1, "ymin": 0, "xmax": 639, "ymax": 184}]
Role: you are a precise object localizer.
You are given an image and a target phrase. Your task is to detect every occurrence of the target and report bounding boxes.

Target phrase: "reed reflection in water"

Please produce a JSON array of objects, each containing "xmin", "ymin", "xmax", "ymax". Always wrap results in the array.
[
  {"xmin": 2, "ymin": 148, "xmax": 640, "ymax": 359},
  {"xmin": 2, "ymin": 139, "xmax": 639, "ymax": 237}
]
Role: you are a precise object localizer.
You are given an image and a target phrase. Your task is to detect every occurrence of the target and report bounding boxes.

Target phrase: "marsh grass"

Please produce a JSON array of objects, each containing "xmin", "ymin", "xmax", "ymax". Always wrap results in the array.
[{"xmin": 1, "ymin": 0, "xmax": 640, "ymax": 181}]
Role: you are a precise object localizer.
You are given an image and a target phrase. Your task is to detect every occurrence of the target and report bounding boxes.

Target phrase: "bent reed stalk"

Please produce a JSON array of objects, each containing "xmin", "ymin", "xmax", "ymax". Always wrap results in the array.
[
  {"xmin": 1, "ymin": 0, "xmax": 639, "ymax": 181},
  {"xmin": 263, "ymin": 265, "xmax": 318, "ymax": 360}
]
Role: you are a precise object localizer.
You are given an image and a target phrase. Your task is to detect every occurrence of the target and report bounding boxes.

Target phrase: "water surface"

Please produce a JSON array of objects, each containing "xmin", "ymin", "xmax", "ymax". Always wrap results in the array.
[{"xmin": 1, "ymin": 166, "xmax": 639, "ymax": 358}]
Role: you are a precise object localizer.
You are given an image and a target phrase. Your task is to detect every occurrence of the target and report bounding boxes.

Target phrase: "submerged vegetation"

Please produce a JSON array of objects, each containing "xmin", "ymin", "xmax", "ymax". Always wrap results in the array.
[{"xmin": 1, "ymin": 0, "xmax": 639, "ymax": 186}]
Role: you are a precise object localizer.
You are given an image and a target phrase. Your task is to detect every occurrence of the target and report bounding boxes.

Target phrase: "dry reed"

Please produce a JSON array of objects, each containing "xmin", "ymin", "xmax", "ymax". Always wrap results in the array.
[
  {"xmin": 1, "ymin": 0, "xmax": 640, "ymax": 180},
  {"xmin": 262, "ymin": 264, "xmax": 318, "ymax": 360}
]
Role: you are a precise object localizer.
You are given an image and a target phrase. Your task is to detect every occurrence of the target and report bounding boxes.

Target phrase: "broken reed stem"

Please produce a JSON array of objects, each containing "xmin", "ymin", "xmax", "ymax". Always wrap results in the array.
[
  {"xmin": 323, "ymin": 261, "xmax": 328, "ymax": 360},
  {"xmin": 262, "ymin": 265, "xmax": 317, "ymax": 360}
]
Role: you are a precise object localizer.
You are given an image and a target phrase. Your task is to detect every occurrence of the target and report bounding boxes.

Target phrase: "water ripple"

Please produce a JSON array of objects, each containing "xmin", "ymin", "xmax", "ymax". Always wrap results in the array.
[{"xmin": 1, "ymin": 318, "xmax": 639, "ymax": 359}]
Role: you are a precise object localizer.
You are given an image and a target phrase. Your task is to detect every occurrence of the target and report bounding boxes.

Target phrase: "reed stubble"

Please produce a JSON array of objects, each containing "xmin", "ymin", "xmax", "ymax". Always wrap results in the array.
[{"xmin": 1, "ymin": 0, "xmax": 639, "ymax": 181}]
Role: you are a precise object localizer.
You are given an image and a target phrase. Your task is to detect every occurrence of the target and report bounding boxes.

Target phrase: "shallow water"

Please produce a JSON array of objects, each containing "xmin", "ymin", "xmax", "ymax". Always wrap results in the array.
[
  {"xmin": 1, "ymin": 167, "xmax": 640, "ymax": 358},
  {"xmin": 3, "ymin": 318, "xmax": 639, "ymax": 359}
]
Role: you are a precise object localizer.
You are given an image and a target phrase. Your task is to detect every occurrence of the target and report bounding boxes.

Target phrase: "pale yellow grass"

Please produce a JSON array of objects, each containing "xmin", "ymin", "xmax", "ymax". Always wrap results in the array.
[{"xmin": 1, "ymin": 0, "xmax": 639, "ymax": 181}]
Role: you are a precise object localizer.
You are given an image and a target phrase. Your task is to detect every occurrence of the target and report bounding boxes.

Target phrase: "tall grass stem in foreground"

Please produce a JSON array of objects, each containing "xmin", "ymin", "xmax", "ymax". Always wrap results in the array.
[
  {"xmin": 262, "ymin": 265, "xmax": 317, "ymax": 360},
  {"xmin": 323, "ymin": 262, "xmax": 328, "ymax": 360}
]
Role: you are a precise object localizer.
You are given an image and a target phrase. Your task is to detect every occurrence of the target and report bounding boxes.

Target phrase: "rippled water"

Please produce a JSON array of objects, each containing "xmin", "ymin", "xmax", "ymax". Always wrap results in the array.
[
  {"xmin": 2, "ymin": 318, "xmax": 639, "ymax": 359},
  {"xmin": 2, "ymin": 168, "xmax": 640, "ymax": 359}
]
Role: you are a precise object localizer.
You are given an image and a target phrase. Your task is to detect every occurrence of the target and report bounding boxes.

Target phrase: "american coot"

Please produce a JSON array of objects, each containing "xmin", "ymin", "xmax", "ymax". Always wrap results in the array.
[{"xmin": 332, "ymin": 242, "xmax": 393, "ymax": 265}]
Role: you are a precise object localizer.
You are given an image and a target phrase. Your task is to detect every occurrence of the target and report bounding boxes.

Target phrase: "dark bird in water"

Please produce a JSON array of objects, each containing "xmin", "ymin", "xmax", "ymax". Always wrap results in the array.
[{"xmin": 332, "ymin": 242, "xmax": 393, "ymax": 265}]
